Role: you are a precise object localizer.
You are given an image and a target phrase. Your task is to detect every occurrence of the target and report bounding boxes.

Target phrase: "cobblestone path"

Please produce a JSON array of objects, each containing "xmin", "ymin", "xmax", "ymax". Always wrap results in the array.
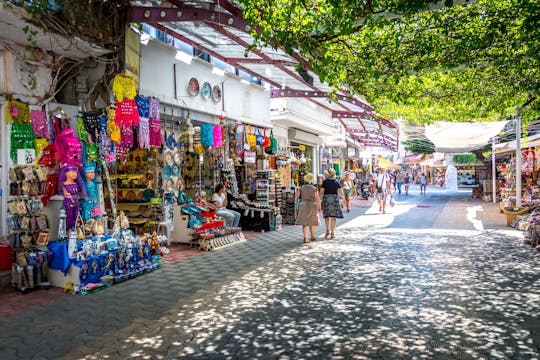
[{"xmin": 1, "ymin": 189, "xmax": 540, "ymax": 359}]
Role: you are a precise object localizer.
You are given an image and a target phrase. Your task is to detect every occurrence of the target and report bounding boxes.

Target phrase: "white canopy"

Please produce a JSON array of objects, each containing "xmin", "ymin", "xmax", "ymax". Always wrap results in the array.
[{"xmin": 425, "ymin": 121, "xmax": 508, "ymax": 153}]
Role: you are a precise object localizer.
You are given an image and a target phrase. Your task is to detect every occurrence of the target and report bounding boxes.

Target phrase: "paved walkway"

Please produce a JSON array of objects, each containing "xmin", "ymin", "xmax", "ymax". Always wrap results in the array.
[{"xmin": 1, "ymin": 185, "xmax": 540, "ymax": 359}]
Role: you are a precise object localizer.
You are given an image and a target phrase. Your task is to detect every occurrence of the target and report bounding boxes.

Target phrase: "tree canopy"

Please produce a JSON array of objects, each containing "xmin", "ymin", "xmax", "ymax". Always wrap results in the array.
[{"xmin": 239, "ymin": 0, "xmax": 540, "ymax": 125}]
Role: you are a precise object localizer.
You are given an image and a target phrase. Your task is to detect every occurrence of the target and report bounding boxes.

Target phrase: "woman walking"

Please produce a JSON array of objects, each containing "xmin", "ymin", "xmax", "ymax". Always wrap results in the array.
[
  {"xmin": 295, "ymin": 173, "xmax": 322, "ymax": 243},
  {"xmin": 320, "ymin": 168, "xmax": 344, "ymax": 239},
  {"xmin": 341, "ymin": 171, "xmax": 355, "ymax": 213}
]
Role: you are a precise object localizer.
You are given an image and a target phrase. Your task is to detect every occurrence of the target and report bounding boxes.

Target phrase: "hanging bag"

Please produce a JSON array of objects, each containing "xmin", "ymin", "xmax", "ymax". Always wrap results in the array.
[
  {"xmin": 265, "ymin": 129, "xmax": 278, "ymax": 155},
  {"xmin": 246, "ymin": 125, "xmax": 257, "ymax": 149},
  {"xmin": 255, "ymin": 128, "xmax": 265, "ymax": 146},
  {"xmin": 262, "ymin": 129, "xmax": 271, "ymax": 147}
]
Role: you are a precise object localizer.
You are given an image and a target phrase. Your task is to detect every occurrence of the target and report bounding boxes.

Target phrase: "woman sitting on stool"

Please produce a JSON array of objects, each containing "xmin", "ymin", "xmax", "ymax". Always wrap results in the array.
[{"xmin": 212, "ymin": 184, "xmax": 241, "ymax": 228}]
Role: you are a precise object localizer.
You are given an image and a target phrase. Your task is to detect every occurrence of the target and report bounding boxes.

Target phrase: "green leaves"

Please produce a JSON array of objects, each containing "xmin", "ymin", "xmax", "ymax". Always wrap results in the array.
[
  {"xmin": 452, "ymin": 153, "xmax": 477, "ymax": 165},
  {"xmin": 239, "ymin": 0, "xmax": 540, "ymax": 124}
]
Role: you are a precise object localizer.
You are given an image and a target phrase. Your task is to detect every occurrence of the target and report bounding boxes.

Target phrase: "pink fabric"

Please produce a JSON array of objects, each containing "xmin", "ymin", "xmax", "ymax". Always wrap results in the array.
[
  {"xmin": 30, "ymin": 110, "xmax": 48, "ymax": 138},
  {"xmin": 115, "ymin": 100, "xmax": 140, "ymax": 128},
  {"xmin": 149, "ymin": 119, "xmax": 162, "ymax": 147},
  {"xmin": 213, "ymin": 125, "xmax": 223, "ymax": 147}
]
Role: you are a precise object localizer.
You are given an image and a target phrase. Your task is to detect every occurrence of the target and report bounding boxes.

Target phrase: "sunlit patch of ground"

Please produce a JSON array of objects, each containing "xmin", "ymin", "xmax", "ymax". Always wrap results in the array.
[{"xmin": 65, "ymin": 218, "xmax": 540, "ymax": 360}]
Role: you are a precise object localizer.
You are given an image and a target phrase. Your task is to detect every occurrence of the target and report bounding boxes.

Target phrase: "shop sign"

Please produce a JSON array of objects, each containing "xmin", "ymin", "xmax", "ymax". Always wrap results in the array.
[
  {"xmin": 244, "ymin": 151, "xmax": 256, "ymax": 163},
  {"xmin": 17, "ymin": 149, "xmax": 36, "ymax": 165}
]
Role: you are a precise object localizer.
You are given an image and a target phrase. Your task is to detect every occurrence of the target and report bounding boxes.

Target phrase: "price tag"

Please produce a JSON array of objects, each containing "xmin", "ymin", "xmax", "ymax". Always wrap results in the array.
[{"xmin": 17, "ymin": 149, "xmax": 36, "ymax": 165}]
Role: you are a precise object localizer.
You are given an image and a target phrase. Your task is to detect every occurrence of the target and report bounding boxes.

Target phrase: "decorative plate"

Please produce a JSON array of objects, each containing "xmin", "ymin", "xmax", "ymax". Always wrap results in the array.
[
  {"xmin": 188, "ymin": 77, "xmax": 199, "ymax": 96},
  {"xmin": 126, "ymin": 191, "xmax": 136, "ymax": 201},
  {"xmin": 212, "ymin": 85, "xmax": 222, "ymax": 102},
  {"xmin": 172, "ymin": 164, "xmax": 180, "ymax": 177},
  {"xmin": 161, "ymin": 165, "xmax": 172, "ymax": 179},
  {"xmin": 163, "ymin": 150, "xmax": 174, "ymax": 165},
  {"xmin": 201, "ymin": 82, "xmax": 211, "ymax": 99},
  {"xmin": 174, "ymin": 151, "xmax": 182, "ymax": 165}
]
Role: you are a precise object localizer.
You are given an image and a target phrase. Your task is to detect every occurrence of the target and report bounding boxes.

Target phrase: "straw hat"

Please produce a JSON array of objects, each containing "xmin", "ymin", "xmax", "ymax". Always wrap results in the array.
[
  {"xmin": 303, "ymin": 173, "xmax": 314, "ymax": 184},
  {"xmin": 326, "ymin": 168, "xmax": 336, "ymax": 178}
]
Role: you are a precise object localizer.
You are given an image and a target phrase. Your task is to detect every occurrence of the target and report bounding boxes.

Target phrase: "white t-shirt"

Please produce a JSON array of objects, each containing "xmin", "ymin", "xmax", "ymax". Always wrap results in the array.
[
  {"xmin": 212, "ymin": 192, "xmax": 227, "ymax": 208},
  {"xmin": 377, "ymin": 173, "xmax": 390, "ymax": 190}
]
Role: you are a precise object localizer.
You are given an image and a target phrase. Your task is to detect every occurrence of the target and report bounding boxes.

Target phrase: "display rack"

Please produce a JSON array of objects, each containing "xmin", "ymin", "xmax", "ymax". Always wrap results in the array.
[
  {"xmin": 256, "ymin": 170, "xmax": 277, "ymax": 207},
  {"xmin": 281, "ymin": 187, "xmax": 297, "ymax": 224}
]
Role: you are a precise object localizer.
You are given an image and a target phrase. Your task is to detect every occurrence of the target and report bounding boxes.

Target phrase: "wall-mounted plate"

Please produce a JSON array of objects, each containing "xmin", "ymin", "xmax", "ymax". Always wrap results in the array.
[
  {"xmin": 188, "ymin": 77, "xmax": 199, "ymax": 96},
  {"xmin": 201, "ymin": 82, "xmax": 211, "ymax": 99},
  {"xmin": 212, "ymin": 85, "xmax": 222, "ymax": 102}
]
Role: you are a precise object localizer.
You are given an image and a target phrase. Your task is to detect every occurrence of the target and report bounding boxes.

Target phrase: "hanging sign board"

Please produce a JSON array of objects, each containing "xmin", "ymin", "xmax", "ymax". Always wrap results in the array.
[{"xmin": 244, "ymin": 151, "xmax": 256, "ymax": 163}]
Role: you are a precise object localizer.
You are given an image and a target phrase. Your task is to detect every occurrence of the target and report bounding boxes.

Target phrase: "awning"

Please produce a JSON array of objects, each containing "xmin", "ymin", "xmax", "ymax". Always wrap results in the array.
[
  {"xmin": 495, "ymin": 134, "xmax": 540, "ymax": 155},
  {"xmin": 419, "ymin": 158, "xmax": 435, "ymax": 166},
  {"xmin": 425, "ymin": 121, "xmax": 508, "ymax": 153},
  {"xmin": 403, "ymin": 154, "xmax": 425, "ymax": 164},
  {"xmin": 378, "ymin": 157, "xmax": 400, "ymax": 169}
]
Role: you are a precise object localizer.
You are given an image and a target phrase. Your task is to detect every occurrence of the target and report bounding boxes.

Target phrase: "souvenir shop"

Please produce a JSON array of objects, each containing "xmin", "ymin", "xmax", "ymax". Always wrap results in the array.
[
  {"xmin": 4, "ymin": 74, "xmax": 177, "ymax": 293},
  {"xmin": 497, "ymin": 147, "xmax": 540, "ymax": 252},
  {"xmin": 498, "ymin": 147, "xmax": 540, "ymax": 216}
]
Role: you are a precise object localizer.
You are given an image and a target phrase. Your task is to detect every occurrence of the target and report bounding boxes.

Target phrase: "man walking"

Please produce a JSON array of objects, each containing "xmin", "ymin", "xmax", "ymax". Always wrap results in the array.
[
  {"xmin": 420, "ymin": 173, "xmax": 428, "ymax": 195},
  {"xmin": 376, "ymin": 168, "xmax": 391, "ymax": 213}
]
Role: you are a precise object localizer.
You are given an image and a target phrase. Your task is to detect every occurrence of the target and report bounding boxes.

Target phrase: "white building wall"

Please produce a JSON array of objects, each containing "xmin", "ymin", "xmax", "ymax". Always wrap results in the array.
[{"xmin": 139, "ymin": 40, "xmax": 271, "ymax": 127}]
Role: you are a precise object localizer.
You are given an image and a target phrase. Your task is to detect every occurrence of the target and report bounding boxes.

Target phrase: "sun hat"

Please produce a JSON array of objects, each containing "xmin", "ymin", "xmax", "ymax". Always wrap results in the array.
[
  {"xmin": 303, "ymin": 173, "xmax": 314, "ymax": 184},
  {"xmin": 326, "ymin": 168, "xmax": 336, "ymax": 178}
]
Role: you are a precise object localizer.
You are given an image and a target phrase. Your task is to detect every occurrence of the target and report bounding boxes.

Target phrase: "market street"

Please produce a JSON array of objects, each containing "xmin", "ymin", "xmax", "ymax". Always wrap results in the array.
[{"xmin": 2, "ymin": 186, "xmax": 540, "ymax": 360}]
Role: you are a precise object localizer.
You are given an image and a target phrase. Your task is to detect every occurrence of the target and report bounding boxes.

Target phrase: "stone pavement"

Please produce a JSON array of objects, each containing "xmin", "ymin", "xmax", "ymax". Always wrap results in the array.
[{"xmin": 2, "ymin": 185, "xmax": 540, "ymax": 359}]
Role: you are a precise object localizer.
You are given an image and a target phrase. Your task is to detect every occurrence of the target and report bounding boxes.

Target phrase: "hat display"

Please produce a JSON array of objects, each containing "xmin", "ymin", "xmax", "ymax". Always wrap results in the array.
[
  {"xmin": 303, "ymin": 173, "xmax": 314, "ymax": 184},
  {"xmin": 326, "ymin": 168, "xmax": 336, "ymax": 178}
]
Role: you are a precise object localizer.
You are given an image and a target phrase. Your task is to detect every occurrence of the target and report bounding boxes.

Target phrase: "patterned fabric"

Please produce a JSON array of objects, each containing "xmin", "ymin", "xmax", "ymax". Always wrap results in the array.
[
  {"xmin": 149, "ymin": 97, "xmax": 160, "ymax": 120},
  {"xmin": 295, "ymin": 184, "xmax": 320, "ymax": 226},
  {"xmin": 149, "ymin": 118, "xmax": 162, "ymax": 147},
  {"xmin": 322, "ymin": 194, "xmax": 343, "ymax": 218},
  {"xmin": 112, "ymin": 74, "xmax": 136, "ymax": 102},
  {"xmin": 115, "ymin": 100, "xmax": 140, "ymax": 128},
  {"xmin": 135, "ymin": 95, "xmax": 150, "ymax": 118},
  {"xmin": 138, "ymin": 117, "xmax": 150, "ymax": 149}
]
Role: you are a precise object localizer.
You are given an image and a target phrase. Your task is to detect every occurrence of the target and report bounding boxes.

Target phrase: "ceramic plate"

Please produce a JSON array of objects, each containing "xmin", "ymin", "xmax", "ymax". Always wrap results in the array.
[
  {"xmin": 161, "ymin": 165, "xmax": 172, "ymax": 179},
  {"xmin": 212, "ymin": 85, "xmax": 222, "ymax": 102},
  {"xmin": 172, "ymin": 164, "xmax": 180, "ymax": 177},
  {"xmin": 188, "ymin": 77, "xmax": 199, "ymax": 96},
  {"xmin": 174, "ymin": 151, "xmax": 182, "ymax": 165},
  {"xmin": 201, "ymin": 82, "xmax": 211, "ymax": 99},
  {"xmin": 163, "ymin": 150, "xmax": 174, "ymax": 165}
]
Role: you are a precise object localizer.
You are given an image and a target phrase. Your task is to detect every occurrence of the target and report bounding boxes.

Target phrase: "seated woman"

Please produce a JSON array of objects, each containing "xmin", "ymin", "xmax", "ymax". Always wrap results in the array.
[{"xmin": 212, "ymin": 184, "xmax": 241, "ymax": 228}]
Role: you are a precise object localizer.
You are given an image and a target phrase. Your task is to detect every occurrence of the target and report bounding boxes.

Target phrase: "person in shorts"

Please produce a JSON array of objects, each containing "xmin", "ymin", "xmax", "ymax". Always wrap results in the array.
[{"xmin": 376, "ymin": 168, "xmax": 391, "ymax": 213}]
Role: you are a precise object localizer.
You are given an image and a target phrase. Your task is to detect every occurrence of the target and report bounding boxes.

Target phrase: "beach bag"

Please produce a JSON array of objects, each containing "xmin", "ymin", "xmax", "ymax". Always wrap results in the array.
[
  {"xmin": 262, "ymin": 129, "xmax": 271, "ymax": 147},
  {"xmin": 246, "ymin": 125, "xmax": 256, "ymax": 148},
  {"xmin": 255, "ymin": 128, "xmax": 265, "ymax": 146},
  {"xmin": 265, "ymin": 130, "xmax": 278, "ymax": 155}
]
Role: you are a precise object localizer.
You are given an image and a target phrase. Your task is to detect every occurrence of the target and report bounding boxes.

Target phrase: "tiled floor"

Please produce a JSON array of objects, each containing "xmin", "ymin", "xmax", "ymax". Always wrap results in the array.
[{"xmin": 0, "ymin": 198, "xmax": 372, "ymax": 319}]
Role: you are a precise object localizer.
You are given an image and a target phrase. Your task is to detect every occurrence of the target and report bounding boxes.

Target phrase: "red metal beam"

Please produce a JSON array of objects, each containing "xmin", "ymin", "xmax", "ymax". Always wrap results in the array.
[
  {"xmin": 272, "ymin": 89, "xmax": 372, "ymax": 112},
  {"xmin": 128, "ymin": 6, "xmax": 255, "ymax": 33}
]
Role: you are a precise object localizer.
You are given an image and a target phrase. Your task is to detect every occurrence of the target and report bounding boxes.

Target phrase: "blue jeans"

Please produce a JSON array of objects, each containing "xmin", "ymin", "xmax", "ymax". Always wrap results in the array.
[
  {"xmin": 217, "ymin": 208, "xmax": 241, "ymax": 227},
  {"xmin": 397, "ymin": 182, "xmax": 402, "ymax": 194}
]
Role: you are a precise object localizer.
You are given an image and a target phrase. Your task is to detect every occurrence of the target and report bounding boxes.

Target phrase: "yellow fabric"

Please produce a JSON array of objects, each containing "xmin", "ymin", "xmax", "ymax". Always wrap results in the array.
[
  {"xmin": 112, "ymin": 74, "xmax": 137, "ymax": 102},
  {"xmin": 6, "ymin": 100, "xmax": 30, "ymax": 123}
]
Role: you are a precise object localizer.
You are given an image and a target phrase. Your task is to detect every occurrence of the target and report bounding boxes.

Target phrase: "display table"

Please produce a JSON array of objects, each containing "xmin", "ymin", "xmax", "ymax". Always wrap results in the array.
[{"xmin": 47, "ymin": 236, "xmax": 156, "ymax": 289}]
